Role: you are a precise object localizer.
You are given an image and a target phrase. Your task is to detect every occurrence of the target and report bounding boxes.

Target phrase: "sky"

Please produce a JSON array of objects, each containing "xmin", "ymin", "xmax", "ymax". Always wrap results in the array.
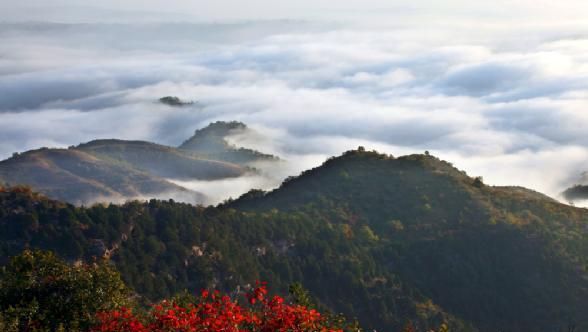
[
  {"xmin": 0, "ymin": 1, "xmax": 587, "ymax": 202},
  {"xmin": 3, "ymin": 0, "xmax": 588, "ymax": 22}
]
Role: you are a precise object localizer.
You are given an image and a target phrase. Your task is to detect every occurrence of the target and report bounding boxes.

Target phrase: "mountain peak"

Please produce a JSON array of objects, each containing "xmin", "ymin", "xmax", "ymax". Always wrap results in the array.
[
  {"xmin": 158, "ymin": 96, "xmax": 195, "ymax": 107},
  {"xmin": 200, "ymin": 120, "xmax": 247, "ymax": 133},
  {"xmin": 320, "ymin": 147, "xmax": 468, "ymax": 180},
  {"xmin": 232, "ymin": 148, "xmax": 487, "ymax": 213},
  {"xmin": 178, "ymin": 121, "xmax": 278, "ymax": 164},
  {"xmin": 184, "ymin": 121, "xmax": 248, "ymax": 142}
]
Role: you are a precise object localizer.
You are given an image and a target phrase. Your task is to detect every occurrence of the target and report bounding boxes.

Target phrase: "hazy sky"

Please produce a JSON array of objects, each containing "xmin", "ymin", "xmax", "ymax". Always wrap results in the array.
[
  {"xmin": 0, "ymin": 1, "xmax": 587, "ymax": 202},
  {"xmin": 3, "ymin": 0, "xmax": 588, "ymax": 22}
]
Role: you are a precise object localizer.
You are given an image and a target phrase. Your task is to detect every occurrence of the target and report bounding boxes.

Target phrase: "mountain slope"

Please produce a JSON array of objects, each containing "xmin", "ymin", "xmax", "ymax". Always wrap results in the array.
[
  {"xmin": 0, "ymin": 121, "xmax": 275, "ymax": 205},
  {"xmin": 179, "ymin": 121, "xmax": 278, "ymax": 165},
  {"xmin": 0, "ymin": 148, "xmax": 203, "ymax": 205},
  {"xmin": 232, "ymin": 149, "xmax": 588, "ymax": 331},
  {"xmin": 77, "ymin": 139, "xmax": 247, "ymax": 180},
  {"xmin": 1, "ymin": 149, "xmax": 588, "ymax": 332},
  {"xmin": 0, "ymin": 185, "xmax": 468, "ymax": 332},
  {"xmin": 561, "ymin": 170, "xmax": 588, "ymax": 203}
]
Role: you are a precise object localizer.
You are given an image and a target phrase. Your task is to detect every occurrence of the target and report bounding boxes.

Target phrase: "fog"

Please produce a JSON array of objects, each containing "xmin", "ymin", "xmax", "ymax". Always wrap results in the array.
[{"xmin": 1, "ymin": 2, "xmax": 587, "ymax": 203}]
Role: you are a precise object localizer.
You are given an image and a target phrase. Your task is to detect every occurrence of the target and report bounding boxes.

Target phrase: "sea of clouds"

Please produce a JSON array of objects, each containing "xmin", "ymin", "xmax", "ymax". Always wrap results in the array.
[{"xmin": 1, "ymin": 4, "xmax": 587, "ymax": 203}]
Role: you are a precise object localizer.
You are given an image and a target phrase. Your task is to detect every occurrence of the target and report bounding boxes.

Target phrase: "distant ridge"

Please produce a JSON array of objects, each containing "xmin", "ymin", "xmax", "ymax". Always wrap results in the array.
[
  {"xmin": 0, "ymin": 147, "xmax": 200, "ymax": 205},
  {"xmin": 179, "ymin": 121, "xmax": 278, "ymax": 164},
  {"xmin": 563, "ymin": 184, "xmax": 588, "ymax": 202},
  {"xmin": 158, "ymin": 96, "xmax": 195, "ymax": 107},
  {"xmin": 77, "ymin": 139, "xmax": 246, "ymax": 180},
  {"xmin": 0, "ymin": 121, "xmax": 278, "ymax": 205}
]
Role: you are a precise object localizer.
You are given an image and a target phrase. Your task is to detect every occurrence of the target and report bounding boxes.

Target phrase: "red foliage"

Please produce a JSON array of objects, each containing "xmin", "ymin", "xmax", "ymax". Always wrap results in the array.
[{"xmin": 93, "ymin": 282, "xmax": 342, "ymax": 332}]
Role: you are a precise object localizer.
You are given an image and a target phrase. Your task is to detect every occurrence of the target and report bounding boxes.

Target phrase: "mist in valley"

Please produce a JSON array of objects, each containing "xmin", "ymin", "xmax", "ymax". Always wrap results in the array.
[{"xmin": 1, "ymin": 1, "xmax": 588, "ymax": 204}]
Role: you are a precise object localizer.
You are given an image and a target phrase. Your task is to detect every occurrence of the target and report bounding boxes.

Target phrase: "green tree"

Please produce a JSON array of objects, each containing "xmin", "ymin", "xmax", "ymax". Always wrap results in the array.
[{"xmin": 0, "ymin": 250, "xmax": 132, "ymax": 331}]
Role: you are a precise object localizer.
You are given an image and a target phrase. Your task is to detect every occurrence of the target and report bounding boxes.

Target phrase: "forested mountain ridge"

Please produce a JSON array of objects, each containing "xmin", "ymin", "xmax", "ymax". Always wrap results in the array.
[
  {"xmin": 179, "ymin": 121, "xmax": 279, "ymax": 164},
  {"xmin": 0, "ymin": 122, "xmax": 277, "ymax": 205},
  {"xmin": 1, "ymin": 149, "xmax": 588, "ymax": 332},
  {"xmin": 563, "ymin": 183, "xmax": 588, "ymax": 203},
  {"xmin": 233, "ymin": 149, "xmax": 588, "ymax": 330}
]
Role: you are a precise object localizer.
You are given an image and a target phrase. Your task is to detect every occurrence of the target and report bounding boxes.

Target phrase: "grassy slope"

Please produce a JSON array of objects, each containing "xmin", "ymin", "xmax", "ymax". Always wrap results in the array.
[
  {"xmin": 0, "ymin": 148, "xmax": 201, "ymax": 205},
  {"xmin": 77, "ymin": 139, "xmax": 247, "ymax": 180}
]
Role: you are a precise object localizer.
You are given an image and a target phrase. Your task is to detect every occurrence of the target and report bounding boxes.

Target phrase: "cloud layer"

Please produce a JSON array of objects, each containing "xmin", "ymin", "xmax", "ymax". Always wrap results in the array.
[{"xmin": 1, "ymin": 12, "xmax": 587, "ymax": 202}]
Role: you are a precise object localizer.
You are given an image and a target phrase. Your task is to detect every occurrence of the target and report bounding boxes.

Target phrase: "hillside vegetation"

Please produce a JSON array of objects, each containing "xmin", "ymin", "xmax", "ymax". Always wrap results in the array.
[
  {"xmin": 0, "ymin": 122, "xmax": 277, "ymax": 205},
  {"xmin": 77, "ymin": 139, "xmax": 246, "ymax": 180},
  {"xmin": 1, "ymin": 149, "xmax": 587, "ymax": 331},
  {"xmin": 0, "ymin": 148, "xmax": 201, "ymax": 205},
  {"xmin": 179, "ymin": 121, "xmax": 278, "ymax": 164}
]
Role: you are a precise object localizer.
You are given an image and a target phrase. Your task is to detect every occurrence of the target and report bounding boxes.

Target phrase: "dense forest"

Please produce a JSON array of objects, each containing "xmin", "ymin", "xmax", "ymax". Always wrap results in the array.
[
  {"xmin": 0, "ymin": 250, "xmax": 364, "ymax": 331},
  {"xmin": 1, "ymin": 149, "xmax": 587, "ymax": 331}
]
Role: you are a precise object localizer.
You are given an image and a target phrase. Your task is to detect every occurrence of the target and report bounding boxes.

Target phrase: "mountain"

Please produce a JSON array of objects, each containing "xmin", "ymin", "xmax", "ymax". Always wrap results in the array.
[
  {"xmin": 158, "ymin": 96, "xmax": 195, "ymax": 107},
  {"xmin": 563, "ymin": 184, "xmax": 588, "ymax": 202},
  {"xmin": 179, "ymin": 121, "xmax": 278, "ymax": 165},
  {"xmin": 0, "ymin": 148, "xmax": 202, "ymax": 205},
  {"xmin": 232, "ymin": 149, "xmax": 588, "ymax": 330},
  {"xmin": 1, "ymin": 149, "xmax": 588, "ymax": 332},
  {"xmin": 562, "ymin": 171, "xmax": 588, "ymax": 203},
  {"xmin": 77, "ymin": 139, "xmax": 246, "ymax": 180},
  {"xmin": 0, "ymin": 122, "xmax": 276, "ymax": 205}
]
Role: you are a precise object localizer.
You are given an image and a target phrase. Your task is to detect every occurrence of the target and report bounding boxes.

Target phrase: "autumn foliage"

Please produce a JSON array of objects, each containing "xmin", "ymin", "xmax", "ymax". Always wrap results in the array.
[{"xmin": 93, "ymin": 282, "xmax": 343, "ymax": 332}]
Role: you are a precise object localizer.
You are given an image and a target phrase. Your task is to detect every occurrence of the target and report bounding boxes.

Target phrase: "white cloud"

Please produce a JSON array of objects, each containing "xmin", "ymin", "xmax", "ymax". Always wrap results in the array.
[{"xmin": 0, "ymin": 14, "xmax": 587, "ymax": 202}]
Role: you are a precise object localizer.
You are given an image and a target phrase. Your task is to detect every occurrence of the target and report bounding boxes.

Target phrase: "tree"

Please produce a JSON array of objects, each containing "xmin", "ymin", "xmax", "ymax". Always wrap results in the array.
[
  {"xmin": 94, "ymin": 282, "xmax": 347, "ymax": 332},
  {"xmin": 472, "ymin": 176, "xmax": 484, "ymax": 188},
  {"xmin": 0, "ymin": 250, "xmax": 132, "ymax": 331}
]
